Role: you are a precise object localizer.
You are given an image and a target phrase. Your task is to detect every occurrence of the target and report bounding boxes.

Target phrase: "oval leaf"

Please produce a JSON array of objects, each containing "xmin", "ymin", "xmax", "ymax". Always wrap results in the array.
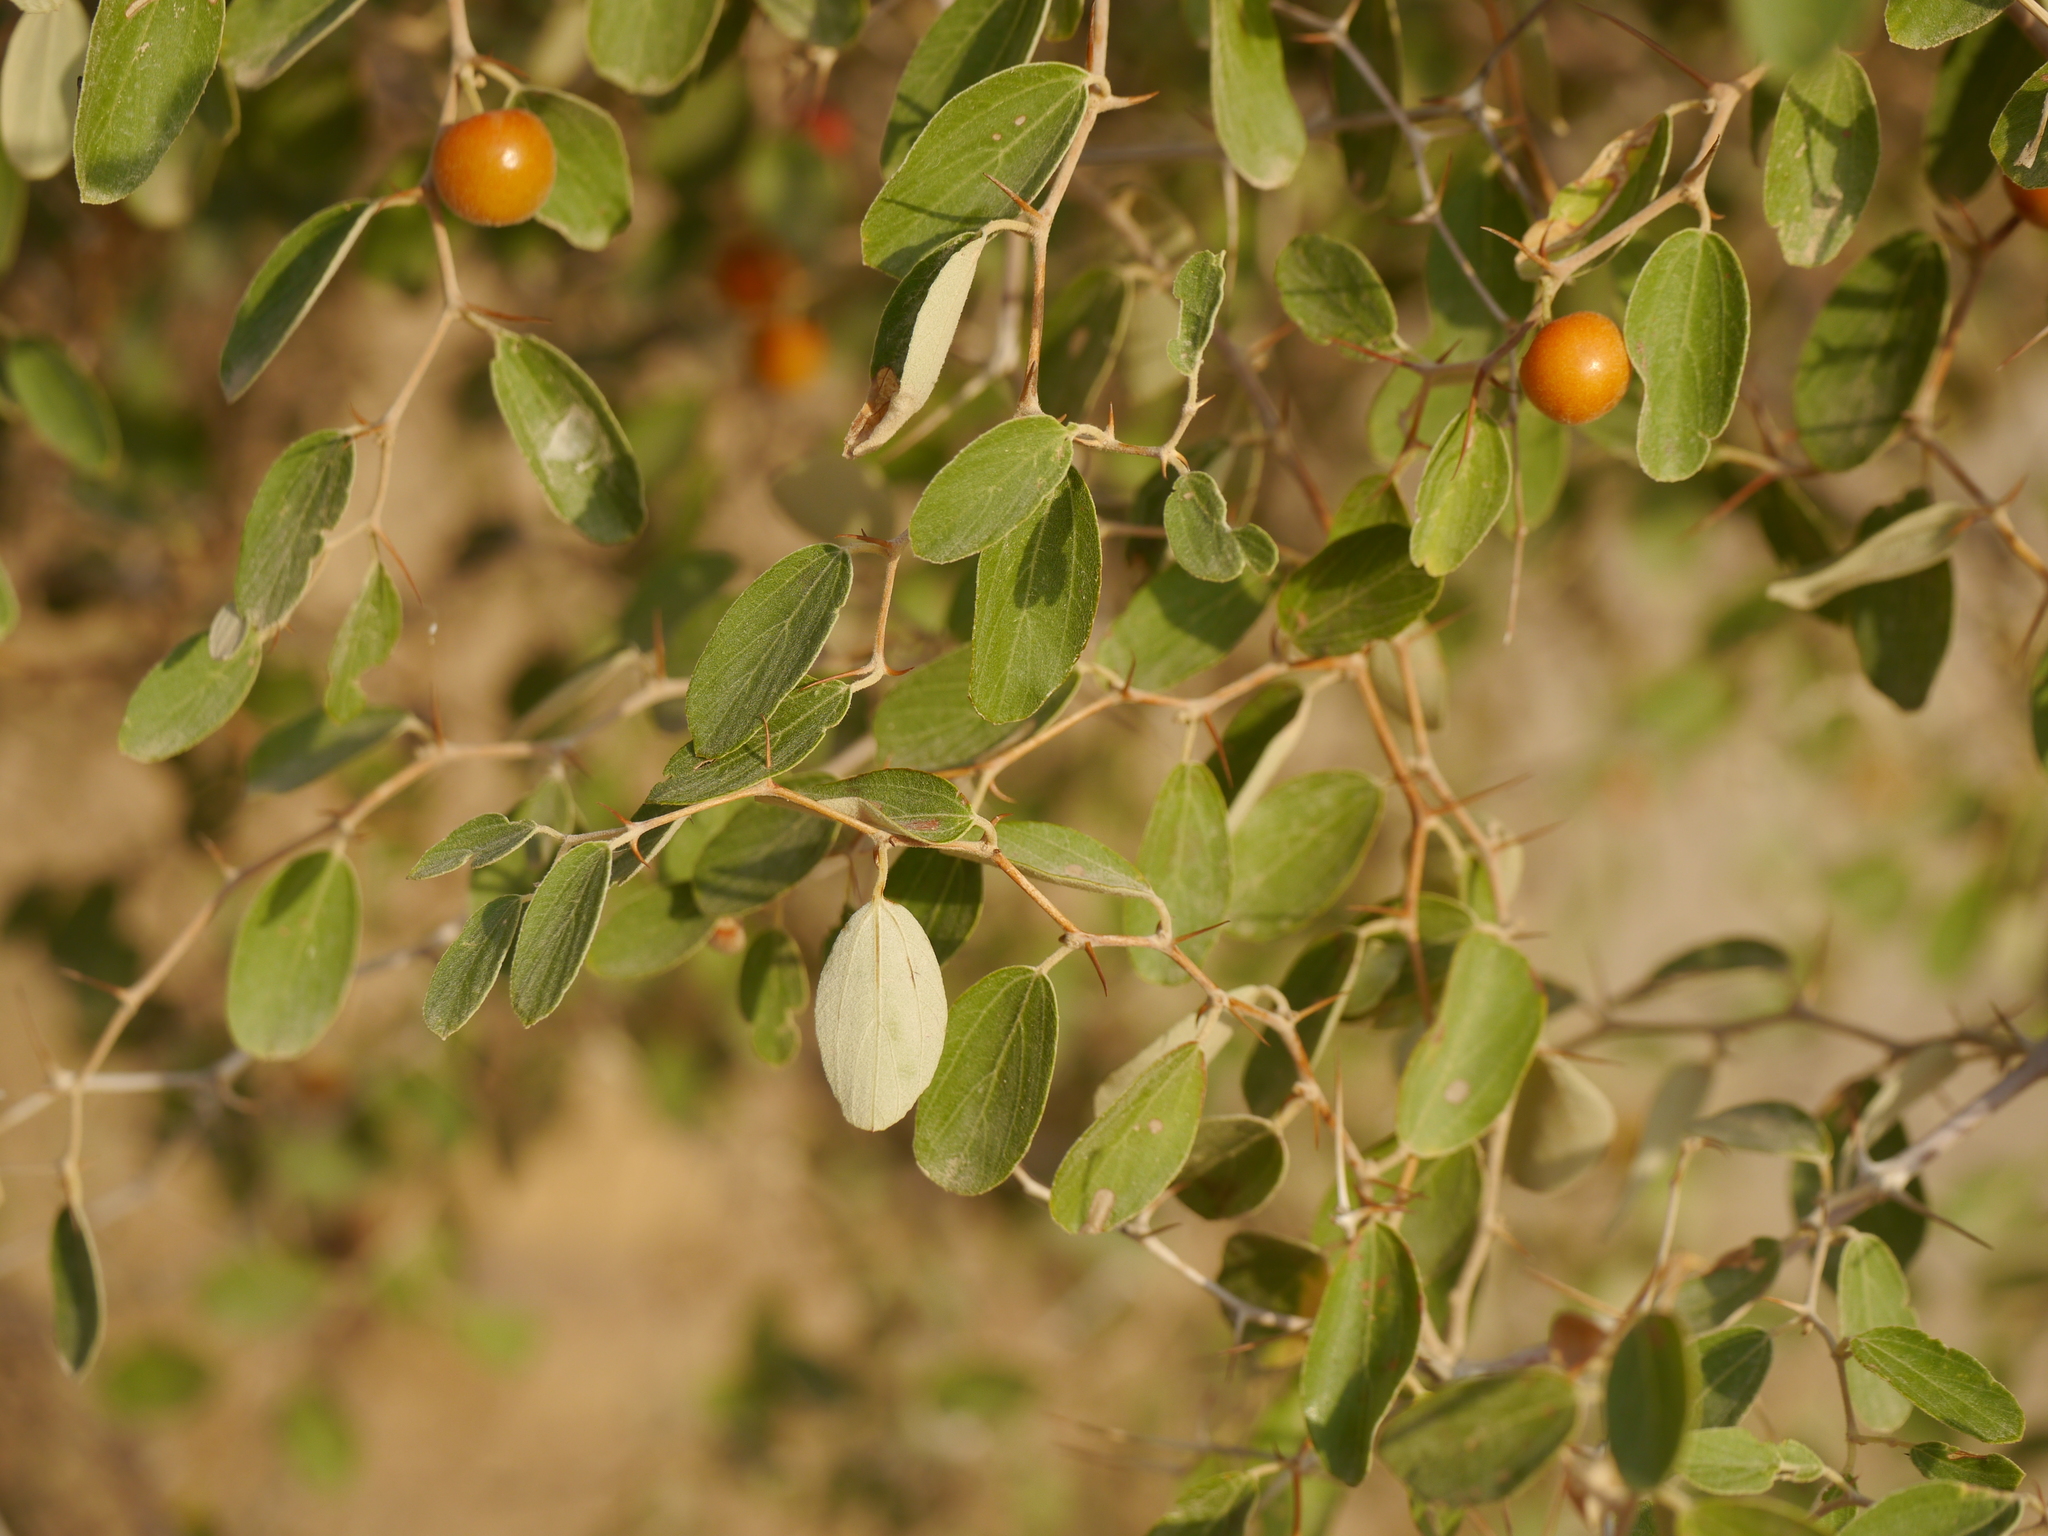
[
  {"xmin": 815, "ymin": 896, "xmax": 950, "ymax": 1131},
  {"xmin": 1609, "ymin": 1312, "xmax": 1698, "ymax": 1489},
  {"xmin": 71, "ymin": 0, "xmax": 223, "ymax": 204},
  {"xmin": 5, "ymin": 334, "xmax": 120, "ymax": 475},
  {"xmin": 1396, "ymin": 932, "xmax": 1546, "ymax": 1157},
  {"xmin": 587, "ymin": 881, "xmax": 712, "ymax": 980},
  {"xmin": 1127, "ymin": 761, "xmax": 1231, "ymax": 986},
  {"xmin": 1210, "ymin": 0, "xmax": 1304, "ymax": 189},
  {"xmin": 1278, "ymin": 526, "xmax": 1441, "ymax": 657},
  {"xmin": 1099, "ymin": 563, "xmax": 1274, "ymax": 690},
  {"xmin": 1791, "ymin": 232, "xmax": 1949, "ymax": 473},
  {"xmin": 847, "ymin": 231, "xmax": 991, "ymax": 454},
  {"xmin": 914, "ymin": 964, "xmax": 1058, "ymax": 1193},
  {"xmin": 872, "ymin": 646, "xmax": 1020, "ymax": 770},
  {"xmin": 649, "ymin": 679, "xmax": 851, "ymax": 804},
  {"xmin": 1164, "ymin": 471, "xmax": 1245, "ymax": 584},
  {"xmin": 1505, "ymin": 1054, "xmax": 1617, "ymax": 1192},
  {"xmin": 234, "ymin": 429, "xmax": 357, "ymax": 632},
  {"xmin": 1681, "ymin": 1503, "xmax": 1827, "ymax": 1536},
  {"xmin": 999, "ymin": 819, "xmax": 1149, "ymax": 898},
  {"xmin": 1410, "ymin": 411, "xmax": 1512, "ymax": 577},
  {"xmin": 218, "ymin": 200, "xmax": 380, "ymax": 400},
  {"xmin": 118, "ymin": 628, "xmax": 261, "ymax": 763},
  {"xmin": 692, "ymin": 801, "xmax": 838, "ymax": 916},
  {"xmin": 817, "ymin": 769, "xmax": 974, "ymax": 844},
  {"xmin": 1990, "ymin": 60, "xmax": 2048, "ymax": 190},
  {"xmin": 226, "ymin": 850, "xmax": 361, "ymax": 1059},
  {"xmin": 1847, "ymin": 1327, "xmax": 2025, "ymax": 1443},
  {"xmin": 1839, "ymin": 1229, "xmax": 1917, "ymax": 1433},
  {"xmin": 1169, "ymin": 250, "xmax": 1226, "ymax": 376},
  {"xmin": 1924, "ymin": 18, "xmax": 2038, "ymax": 200},
  {"xmin": 971, "ymin": 465, "xmax": 1101, "ymax": 722},
  {"xmin": 1692, "ymin": 1100, "xmax": 1831, "ymax": 1161},
  {"xmin": 423, "ymin": 895, "xmax": 522, "ymax": 1038},
  {"xmin": 1763, "ymin": 50, "xmax": 1879, "ymax": 268},
  {"xmin": 1229, "ymin": 770, "xmax": 1384, "ymax": 941},
  {"xmin": 1624, "ymin": 229, "xmax": 1750, "ymax": 483},
  {"xmin": 587, "ymin": 0, "xmax": 723, "ymax": 95},
  {"xmin": 909, "ymin": 413, "xmax": 1076, "ymax": 565},
  {"xmin": 1844, "ymin": 1483, "xmax": 2020, "ymax": 1536},
  {"xmin": 326, "ymin": 559, "xmax": 401, "ymax": 720},
  {"xmin": 490, "ymin": 332, "xmax": 647, "ymax": 545},
  {"xmin": 1174, "ymin": 1114, "xmax": 1287, "ymax": 1219},
  {"xmin": 1049, "ymin": 1041, "xmax": 1206, "ymax": 1233},
  {"xmin": 888, "ymin": 847, "xmax": 984, "ymax": 962},
  {"xmin": 740, "ymin": 927, "xmax": 809, "ymax": 1066},
  {"xmin": 685, "ymin": 542, "xmax": 854, "ymax": 759},
  {"xmin": 51, "ymin": 1203, "xmax": 105, "ymax": 1375},
  {"xmin": 1695, "ymin": 1324, "xmax": 1775, "ymax": 1428},
  {"xmin": 1275, "ymin": 233, "xmax": 1397, "ymax": 349},
  {"xmin": 1302, "ymin": 1222, "xmax": 1423, "ymax": 1484},
  {"xmin": 1887, "ymin": 0, "xmax": 2001, "ymax": 47},
  {"xmin": 247, "ymin": 707, "xmax": 405, "ymax": 793},
  {"xmin": 509, "ymin": 88, "xmax": 632, "ymax": 251},
  {"xmin": 2, "ymin": 0, "xmax": 89, "ymax": 182},
  {"xmin": 882, "ymin": 0, "xmax": 1049, "ymax": 174},
  {"xmin": 507, "ymin": 841, "xmax": 612, "ymax": 1025},
  {"xmin": 222, "ymin": 0, "xmax": 369, "ymax": 88},
  {"xmin": 1378, "ymin": 1368, "xmax": 1579, "ymax": 1507}
]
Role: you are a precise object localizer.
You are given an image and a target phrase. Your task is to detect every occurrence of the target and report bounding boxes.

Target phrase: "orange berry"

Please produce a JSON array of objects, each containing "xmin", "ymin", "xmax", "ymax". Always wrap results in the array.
[
  {"xmin": 430, "ymin": 108, "xmax": 556, "ymax": 228},
  {"xmin": 715, "ymin": 238, "xmax": 792, "ymax": 311},
  {"xmin": 1520, "ymin": 311, "xmax": 1631, "ymax": 426},
  {"xmin": 800, "ymin": 103, "xmax": 853, "ymax": 158},
  {"xmin": 751, "ymin": 316, "xmax": 829, "ymax": 392},
  {"xmin": 2003, "ymin": 175, "xmax": 2048, "ymax": 230}
]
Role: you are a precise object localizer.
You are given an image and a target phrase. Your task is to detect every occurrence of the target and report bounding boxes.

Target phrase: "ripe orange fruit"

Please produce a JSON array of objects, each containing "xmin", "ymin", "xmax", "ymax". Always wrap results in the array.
[
  {"xmin": 430, "ymin": 108, "xmax": 556, "ymax": 228},
  {"xmin": 800, "ymin": 103, "xmax": 853, "ymax": 158},
  {"xmin": 2003, "ymin": 175, "xmax": 2048, "ymax": 230},
  {"xmin": 751, "ymin": 317, "xmax": 829, "ymax": 392},
  {"xmin": 1520, "ymin": 311, "xmax": 1632, "ymax": 426},
  {"xmin": 715, "ymin": 238, "xmax": 792, "ymax": 311}
]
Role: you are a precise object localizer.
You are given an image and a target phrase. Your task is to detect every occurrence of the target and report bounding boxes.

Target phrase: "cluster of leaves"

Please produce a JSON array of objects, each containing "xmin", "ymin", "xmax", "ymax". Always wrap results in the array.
[{"xmin": 10, "ymin": 0, "xmax": 2048, "ymax": 1529}]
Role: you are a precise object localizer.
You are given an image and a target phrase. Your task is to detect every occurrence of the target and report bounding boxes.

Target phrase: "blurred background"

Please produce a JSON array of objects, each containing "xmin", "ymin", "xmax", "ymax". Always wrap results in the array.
[{"xmin": 3, "ymin": 0, "xmax": 2048, "ymax": 1530}]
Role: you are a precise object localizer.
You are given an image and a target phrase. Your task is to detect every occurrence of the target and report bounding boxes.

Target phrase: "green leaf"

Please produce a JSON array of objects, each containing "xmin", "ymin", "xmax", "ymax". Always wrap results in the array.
[
  {"xmin": 3, "ymin": 0, "xmax": 90, "ymax": 183},
  {"xmin": 410, "ymin": 814, "xmax": 544, "ymax": 880},
  {"xmin": 587, "ymin": 0, "xmax": 723, "ymax": 95},
  {"xmin": 1887, "ymin": 0, "xmax": 2001, "ymax": 48},
  {"xmin": 1908, "ymin": 1444, "xmax": 2026, "ymax": 1491},
  {"xmin": 508, "ymin": 88, "xmax": 632, "ymax": 252},
  {"xmin": 971, "ymin": 465, "xmax": 1101, "ymax": 721},
  {"xmin": 1767, "ymin": 501, "xmax": 1972, "ymax": 610},
  {"xmin": 1147, "ymin": 1470, "xmax": 1264, "ymax": 1536},
  {"xmin": 758, "ymin": 0, "xmax": 865, "ymax": 49},
  {"xmin": 218, "ymin": 200, "xmax": 380, "ymax": 400},
  {"xmin": 248, "ymin": 707, "xmax": 406, "ymax": 793},
  {"xmin": 1207, "ymin": 683, "xmax": 1302, "ymax": 804},
  {"xmin": 1988, "ymin": 61, "xmax": 2048, "ymax": 191},
  {"xmin": 1039, "ymin": 265, "xmax": 1133, "ymax": 421},
  {"xmin": 1406, "ymin": 1148, "xmax": 1482, "ymax": 1333},
  {"xmin": 1175, "ymin": 1114, "xmax": 1287, "ymax": 1219},
  {"xmin": 1731, "ymin": 0, "xmax": 1874, "ymax": 73},
  {"xmin": 1230, "ymin": 770, "xmax": 1384, "ymax": 941},
  {"xmin": 507, "ymin": 841, "xmax": 611, "ymax": 1025},
  {"xmin": 1127, "ymin": 762, "xmax": 1231, "ymax": 986},
  {"xmin": 1763, "ymin": 51, "xmax": 1879, "ymax": 269},
  {"xmin": 1610, "ymin": 1313, "xmax": 1697, "ymax": 1489},
  {"xmin": 914, "ymin": 965, "xmax": 1058, "ymax": 1193},
  {"xmin": 1641, "ymin": 937, "xmax": 1792, "ymax": 992},
  {"xmin": 118, "ymin": 628, "xmax": 261, "ymax": 763},
  {"xmin": 422, "ymin": 895, "xmax": 522, "ymax": 1038},
  {"xmin": 587, "ymin": 881, "xmax": 712, "ymax": 980},
  {"xmin": 693, "ymin": 801, "xmax": 838, "ymax": 915},
  {"xmin": 1792, "ymin": 232, "xmax": 1949, "ymax": 472},
  {"xmin": 1681, "ymin": 1502, "xmax": 1827, "ymax": 1536},
  {"xmin": 1530, "ymin": 112, "xmax": 1671, "ymax": 270},
  {"xmin": 861, "ymin": 62, "xmax": 1089, "ymax": 277},
  {"xmin": 1095, "ymin": 1002, "xmax": 1232, "ymax": 1116},
  {"xmin": 1395, "ymin": 934, "xmax": 1546, "ymax": 1156},
  {"xmin": 998, "ymin": 819, "xmax": 1150, "ymax": 898},
  {"xmin": 1209, "ymin": 0, "xmax": 1303, "ymax": 189},
  {"xmin": 1426, "ymin": 161, "xmax": 1531, "ymax": 340},
  {"xmin": 883, "ymin": 0, "xmax": 1049, "ymax": 174},
  {"xmin": 887, "ymin": 848, "xmax": 983, "ymax": 963},
  {"xmin": 909, "ymin": 413, "xmax": 1075, "ymax": 564},
  {"xmin": 1838, "ymin": 1231, "xmax": 1917, "ymax": 1433},
  {"xmin": 1410, "ymin": 411, "xmax": 1512, "ymax": 576},
  {"xmin": 490, "ymin": 331, "xmax": 647, "ymax": 546},
  {"xmin": 1049, "ymin": 1041, "xmax": 1207, "ymax": 1233},
  {"xmin": 1848, "ymin": 1327, "xmax": 2024, "ymax": 1443},
  {"xmin": 1694, "ymin": 1325, "xmax": 1774, "ymax": 1428},
  {"xmin": 1277, "ymin": 526, "xmax": 1440, "ymax": 656},
  {"xmin": 649, "ymin": 679, "xmax": 851, "ymax": 803},
  {"xmin": 1330, "ymin": 0, "xmax": 1400, "ymax": 201},
  {"xmin": 740, "ymin": 928, "xmax": 808, "ymax": 1066},
  {"xmin": 5, "ymin": 334, "xmax": 120, "ymax": 474},
  {"xmin": 848, "ymin": 232, "xmax": 994, "ymax": 454},
  {"xmin": 1099, "ymin": 563, "xmax": 1275, "ymax": 690},
  {"xmin": 51, "ymin": 1203, "xmax": 105, "ymax": 1375},
  {"xmin": 686, "ymin": 542, "xmax": 853, "ymax": 758},
  {"xmin": 1169, "ymin": 250, "xmax": 1227, "ymax": 376},
  {"xmin": 1164, "ymin": 471, "xmax": 1246, "ymax": 583},
  {"xmin": 1692, "ymin": 1101, "xmax": 1831, "ymax": 1161},
  {"xmin": 1218, "ymin": 1231, "xmax": 1329, "ymax": 1331},
  {"xmin": 873, "ymin": 647, "xmax": 1018, "ymax": 770},
  {"xmin": 326, "ymin": 560, "xmax": 401, "ymax": 721},
  {"xmin": 71, "ymin": 0, "xmax": 223, "ymax": 203},
  {"xmin": 1676, "ymin": 1237, "xmax": 1782, "ymax": 1335},
  {"xmin": 1843, "ymin": 1484, "xmax": 2020, "ymax": 1536},
  {"xmin": 1680, "ymin": 1428, "xmax": 1782, "ymax": 1496},
  {"xmin": 221, "ymin": 0, "xmax": 368, "ymax": 88},
  {"xmin": 816, "ymin": 770, "xmax": 974, "ymax": 844},
  {"xmin": 1624, "ymin": 230, "xmax": 1750, "ymax": 483},
  {"xmin": 1505, "ymin": 1054, "xmax": 1616, "ymax": 1192},
  {"xmin": 1378, "ymin": 1369, "xmax": 1579, "ymax": 1507},
  {"xmin": 1924, "ymin": 17, "xmax": 2040, "ymax": 200},
  {"xmin": 233, "ymin": 430, "xmax": 356, "ymax": 631},
  {"xmin": 226, "ymin": 850, "xmax": 361, "ymax": 1059},
  {"xmin": 1235, "ymin": 524, "xmax": 1278, "ymax": 576},
  {"xmin": 815, "ymin": 896, "xmax": 950, "ymax": 1130},
  {"xmin": 1276, "ymin": 234, "xmax": 1397, "ymax": 350},
  {"xmin": 1303, "ymin": 1222, "xmax": 1423, "ymax": 1484},
  {"xmin": 1242, "ymin": 928, "xmax": 1372, "ymax": 1113}
]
